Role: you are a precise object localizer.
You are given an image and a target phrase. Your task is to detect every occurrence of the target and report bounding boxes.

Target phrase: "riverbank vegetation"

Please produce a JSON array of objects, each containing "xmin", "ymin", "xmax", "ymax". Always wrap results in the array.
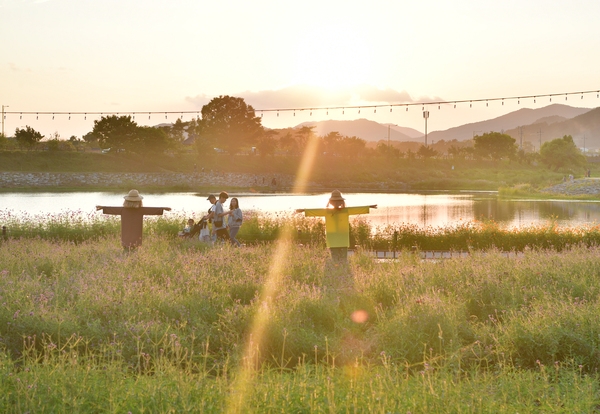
[
  {"xmin": 3, "ymin": 210, "xmax": 600, "ymax": 252},
  {"xmin": 2, "ymin": 235, "xmax": 600, "ymax": 411},
  {"xmin": 1, "ymin": 149, "xmax": 596, "ymax": 193}
]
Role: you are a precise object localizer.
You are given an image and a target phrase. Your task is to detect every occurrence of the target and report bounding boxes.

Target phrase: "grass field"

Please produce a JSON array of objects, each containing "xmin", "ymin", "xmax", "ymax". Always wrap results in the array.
[
  {"xmin": 2, "ymin": 228, "xmax": 600, "ymax": 412},
  {"xmin": 1, "ymin": 150, "xmax": 588, "ymax": 192}
]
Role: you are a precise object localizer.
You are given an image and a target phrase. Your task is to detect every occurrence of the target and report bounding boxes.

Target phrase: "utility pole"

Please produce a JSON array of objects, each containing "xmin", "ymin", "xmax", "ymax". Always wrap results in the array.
[
  {"xmin": 387, "ymin": 124, "xmax": 390, "ymax": 149},
  {"xmin": 1, "ymin": 105, "xmax": 8, "ymax": 137},
  {"xmin": 538, "ymin": 128, "xmax": 542, "ymax": 152},
  {"xmin": 423, "ymin": 111, "xmax": 429, "ymax": 146},
  {"xmin": 519, "ymin": 127, "xmax": 523, "ymax": 150}
]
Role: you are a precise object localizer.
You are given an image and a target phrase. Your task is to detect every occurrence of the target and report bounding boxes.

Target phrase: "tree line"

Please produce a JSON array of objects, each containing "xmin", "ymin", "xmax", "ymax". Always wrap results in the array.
[{"xmin": 0, "ymin": 95, "xmax": 588, "ymax": 172}]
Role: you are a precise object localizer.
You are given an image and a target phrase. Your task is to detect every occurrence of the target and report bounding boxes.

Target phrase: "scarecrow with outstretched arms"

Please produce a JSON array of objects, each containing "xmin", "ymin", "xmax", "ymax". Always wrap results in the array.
[
  {"xmin": 296, "ymin": 190, "xmax": 376, "ymax": 260},
  {"xmin": 96, "ymin": 189, "xmax": 171, "ymax": 249}
]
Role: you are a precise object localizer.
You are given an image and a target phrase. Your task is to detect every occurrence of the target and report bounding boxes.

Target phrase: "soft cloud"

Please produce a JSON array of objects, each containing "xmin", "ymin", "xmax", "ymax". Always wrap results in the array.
[{"xmin": 185, "ymin": 85, "xmax": 425, "ymax": 111}]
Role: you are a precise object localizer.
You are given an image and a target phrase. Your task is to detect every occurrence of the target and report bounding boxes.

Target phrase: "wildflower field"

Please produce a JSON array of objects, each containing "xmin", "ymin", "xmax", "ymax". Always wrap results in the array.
[{"xmin": 2, "ymin": 213, "xmax": 600, "ymax": 412}]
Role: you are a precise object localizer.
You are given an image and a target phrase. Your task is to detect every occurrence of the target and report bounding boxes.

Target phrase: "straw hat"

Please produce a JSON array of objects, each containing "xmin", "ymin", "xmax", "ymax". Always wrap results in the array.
[
  {"xmin": 124, "ymin": 189, "xmax": 144, "ymax": 201},
  {"xmin": 329, "ymin": 190, "xmax": 345, "ymax": 201}
]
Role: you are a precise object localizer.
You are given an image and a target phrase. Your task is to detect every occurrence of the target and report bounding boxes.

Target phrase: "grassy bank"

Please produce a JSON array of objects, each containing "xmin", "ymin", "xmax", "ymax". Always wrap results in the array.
[
  {"xmin": 0, "ymin": 150, "xmax": 587, "ymax": 192},
  {"xmin": 1, "ymin": 236, "xmax": 600, "ymax": 411},
  {"xmin": 2, "ymin": 210, "xmax": 600, "ymax": 252}
]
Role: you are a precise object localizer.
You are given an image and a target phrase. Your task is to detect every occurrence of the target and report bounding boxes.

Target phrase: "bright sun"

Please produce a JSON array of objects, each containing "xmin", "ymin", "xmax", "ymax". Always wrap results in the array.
[{"xmin": 292, "ymin": 24, "xmax": 374, "ymax": 90}]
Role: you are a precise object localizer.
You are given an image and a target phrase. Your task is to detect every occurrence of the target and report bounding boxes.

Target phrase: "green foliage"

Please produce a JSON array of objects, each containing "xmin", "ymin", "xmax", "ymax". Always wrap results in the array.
[
  {"xmin": 540, "ymin": 135, "xmax": 587, "ymax": 171},
  {"xmin": 417, "ymin": 144, "xmax": 438, "ymax": 159},
  {"xmin": 199, "ymin": 95, "xmax": 264, "ymax": 155},
  {"xmin": 92, "ymin": 115, "xmax": 139, "ymax": 151},
  {"xmin": 473, "ymin": 132, "xmax": 517, "ymax": 160},
  {"xmin": 3, "ymin": 235, "xmax": 600, "ymax": 410},
  {"xmin": 14, "ymin": 125, "xmax": 44, "ymax": 150},
  {"xmin": 2, "ymin": 240, "xmax": 600, "ymax": 411}
]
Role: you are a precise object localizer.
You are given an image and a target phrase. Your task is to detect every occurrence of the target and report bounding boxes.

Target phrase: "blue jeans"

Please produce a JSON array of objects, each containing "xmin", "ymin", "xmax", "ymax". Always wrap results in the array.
[{"xmin": 229, "ymin": 226, "xmax": 241, "ymax": 247}]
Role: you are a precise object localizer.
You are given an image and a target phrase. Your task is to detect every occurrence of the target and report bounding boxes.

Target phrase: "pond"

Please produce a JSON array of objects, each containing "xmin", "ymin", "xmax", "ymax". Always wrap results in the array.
[{"xmin": 1, "ymin": 191, "xmax": 600, "ymax": 229}]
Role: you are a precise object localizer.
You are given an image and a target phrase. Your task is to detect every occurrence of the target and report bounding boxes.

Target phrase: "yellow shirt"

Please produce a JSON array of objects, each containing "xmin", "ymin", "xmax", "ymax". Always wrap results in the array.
[{"xmin": 302, "ymin": 206, "xmax": 372, "ymax": 248}]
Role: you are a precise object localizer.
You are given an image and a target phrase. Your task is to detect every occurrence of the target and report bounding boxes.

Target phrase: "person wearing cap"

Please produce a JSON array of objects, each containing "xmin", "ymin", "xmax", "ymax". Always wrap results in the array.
[
  {"xmin": 96, "ymin": 189, "xmax": 171, "ymax": 249},
  {"xmin": 208, "ymin": 191, "xmax": 231, "ymax": 243},
  {"xmin": 297, "ymin": 190, "xmax": 376, "ymax": 261},
  {"xmin": 204, "ymin": 194, "xmax": 217, "ymax": 242}
]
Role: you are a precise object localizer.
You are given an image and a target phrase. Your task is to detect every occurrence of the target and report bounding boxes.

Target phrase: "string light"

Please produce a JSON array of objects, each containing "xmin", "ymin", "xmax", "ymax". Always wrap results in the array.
[{"xmin": 5, "ymin": 89, "xmax": 598, "ymax": 122}]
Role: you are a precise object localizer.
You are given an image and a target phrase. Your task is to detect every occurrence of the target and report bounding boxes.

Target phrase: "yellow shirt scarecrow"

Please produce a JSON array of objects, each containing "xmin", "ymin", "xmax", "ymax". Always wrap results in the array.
[
  {"xmin": 297, "ymin": 190, "xmax": 376, "ymax": 252},
  {"xmin": 302, "ymin": 206, "xmax": 372, "ymax": 248}
]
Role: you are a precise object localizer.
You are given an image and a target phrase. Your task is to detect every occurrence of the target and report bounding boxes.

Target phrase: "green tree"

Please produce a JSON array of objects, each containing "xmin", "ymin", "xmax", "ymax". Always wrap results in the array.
[
  {"xmin": 255, "ymin": 130, "xmax": 278, "ymax": 157},
  {"xmin": 279, "ymin": 132, "xmax": 299, "ymax": 155},
  {"xmin": 473, "ymin": 132, "xmax": 517, "ymax": 160},
  {"xmin": 199, "ymin": 96, "xmax": 263, "ymax": 154},
  {"xmin": 15, "ymin": 125, "xmax": 44, "ymax": 150},
  {"xmin": 322, "ymin": 131, "xmax": 343, "ymax": 155},
  {"xmin": 540, "ymin": 135, "xmax": 586, "ymax": 171},
  {"xmin": 136, "ymin": 126, "xmax": 171, "ymax": 153},
  {"xmin": 417, "ymin": 145, "xmax": 438, "ymax": 159},
  {"xmin": 92, "ymin": 115, "xmax": 139, "ymax": 151},
  {"xmin": 296, "ymin": 125, "xmax": 316, "ymax": 152}
]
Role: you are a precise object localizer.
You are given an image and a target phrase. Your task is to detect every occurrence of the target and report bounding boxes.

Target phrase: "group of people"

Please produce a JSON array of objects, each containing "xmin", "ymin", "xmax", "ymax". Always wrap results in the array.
[
  {"xmin": 179, "ymin": 191, "xmax": 243, "ymax": 247},
  {"xmin": 99, "ymin": 188, "xmax": 375, "ymax": 261}
]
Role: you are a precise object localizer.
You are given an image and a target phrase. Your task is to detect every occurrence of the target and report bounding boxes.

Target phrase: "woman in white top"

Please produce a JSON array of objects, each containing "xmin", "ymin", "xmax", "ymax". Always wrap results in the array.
[{"xmin": 226, "ymin": 197, "xmax": 243, "ymax": 247}]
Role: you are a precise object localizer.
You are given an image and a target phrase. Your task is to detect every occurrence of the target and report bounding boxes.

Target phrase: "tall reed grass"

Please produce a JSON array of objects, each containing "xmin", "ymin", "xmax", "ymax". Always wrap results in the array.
[
  {"xmin": 2, "ymin": 209, "xmax": 600, "ymax": 252},
  {"xmin": 1, "ymin": 235, "xmax": 600, "ymax": 411}
]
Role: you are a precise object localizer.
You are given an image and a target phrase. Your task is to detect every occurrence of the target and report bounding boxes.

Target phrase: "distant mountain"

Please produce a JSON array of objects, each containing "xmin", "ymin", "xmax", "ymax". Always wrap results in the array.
[
  {"xmin": 425, "ymin": 104, "xmax": 591, "ymax": 143},
  {"xmin": 295, "ymin": 118, "xmax": 421, "ymax": 142},
  {"xmin": 505, "ymin": 106, "xmax": 600, "ymax": 150},
  {"xmin": 292, "ymin": 105, "xmax": 593, "ymax": 146}
]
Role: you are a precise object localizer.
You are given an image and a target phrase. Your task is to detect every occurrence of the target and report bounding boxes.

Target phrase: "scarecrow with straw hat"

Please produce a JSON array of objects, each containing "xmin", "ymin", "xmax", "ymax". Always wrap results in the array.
[
  {"xmin": 297, "ymin": 190, "xmax": 376, "ymax": 261},
  {"xmin": 96, "ymin": 189, "xmax": 171, "ymax": 249}
]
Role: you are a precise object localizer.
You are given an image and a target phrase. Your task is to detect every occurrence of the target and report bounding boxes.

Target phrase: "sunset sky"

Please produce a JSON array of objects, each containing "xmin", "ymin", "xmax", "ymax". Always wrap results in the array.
[{"xmin": 2, "ymin": 0, "xmax": 599, "ymax": 139}]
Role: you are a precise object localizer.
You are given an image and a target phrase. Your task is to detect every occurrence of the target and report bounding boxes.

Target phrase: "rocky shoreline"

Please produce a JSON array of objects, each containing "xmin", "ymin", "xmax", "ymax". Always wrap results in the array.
[
  {"xmin": 540, "ymin": 178, "xmax": 600, "ymax": 196},
  {"xmin": 0, "ymin": 172, "xmax": 308, "ymax": 191},
  {"xmin": 2, "ymin": 172, "xmax": 599, "ymax": 196}
]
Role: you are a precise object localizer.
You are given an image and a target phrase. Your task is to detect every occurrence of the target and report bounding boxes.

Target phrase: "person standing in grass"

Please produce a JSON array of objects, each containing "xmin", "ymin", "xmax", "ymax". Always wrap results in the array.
[
  {"xmin": 226, "ymin": 197, "xmax": 243, "ymax": 247},
  {"xmin": 297, "ymin": 190, "xmax": 376, "ymax": 261},
  {"xmin": 205, "ymin": 194, "xmax": 217, "ymax": 242},
  {"xmin": 209, "ymin": 191, "xmax": 231, "ymax": 243}
]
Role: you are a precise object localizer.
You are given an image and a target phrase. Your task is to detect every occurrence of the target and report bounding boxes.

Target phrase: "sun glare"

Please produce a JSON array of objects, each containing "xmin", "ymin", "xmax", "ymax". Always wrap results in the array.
[
  {"xmin": 292, "ymin": 25, "xmax": 373, "ymax": 90},
  {"xmin": 225, "ymin": 131, "xmax": 322, "ymax": 413}
]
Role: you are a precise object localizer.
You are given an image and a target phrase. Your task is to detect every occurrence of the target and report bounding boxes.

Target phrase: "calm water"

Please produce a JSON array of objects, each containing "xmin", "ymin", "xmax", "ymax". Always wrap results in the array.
[{"xmin": 2, "ymin": 191, "xmax": 600, "ymax": 229}]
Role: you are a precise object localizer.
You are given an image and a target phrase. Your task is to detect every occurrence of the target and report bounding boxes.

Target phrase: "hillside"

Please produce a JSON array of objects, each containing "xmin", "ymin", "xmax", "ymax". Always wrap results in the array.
[
  {"xmin": 295, "ymin": 118, "xmax": 421, "ymax": 142},
  {"xmin": 425, "ymin": 104, "xmax": 591, "ymax": 143},
  {"xmin": 290, "ymin": 105, "xmax": 593, "ymax": 146},
  {"xmin": 505, "ymin": 107, "xmax": 600, "ymax": 150}
]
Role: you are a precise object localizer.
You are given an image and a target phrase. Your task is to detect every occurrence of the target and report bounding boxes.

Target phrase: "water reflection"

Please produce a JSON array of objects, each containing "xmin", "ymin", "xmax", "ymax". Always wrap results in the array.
[{"xmin": 0, "ymin": 191, "xmax": 599, "ymax": 229}]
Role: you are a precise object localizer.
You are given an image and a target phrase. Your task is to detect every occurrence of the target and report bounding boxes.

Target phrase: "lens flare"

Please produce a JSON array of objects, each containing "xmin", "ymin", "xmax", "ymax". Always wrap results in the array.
[{"xmin": 226, "ymin": 130, "xmax": 322, "ymax": 413}]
